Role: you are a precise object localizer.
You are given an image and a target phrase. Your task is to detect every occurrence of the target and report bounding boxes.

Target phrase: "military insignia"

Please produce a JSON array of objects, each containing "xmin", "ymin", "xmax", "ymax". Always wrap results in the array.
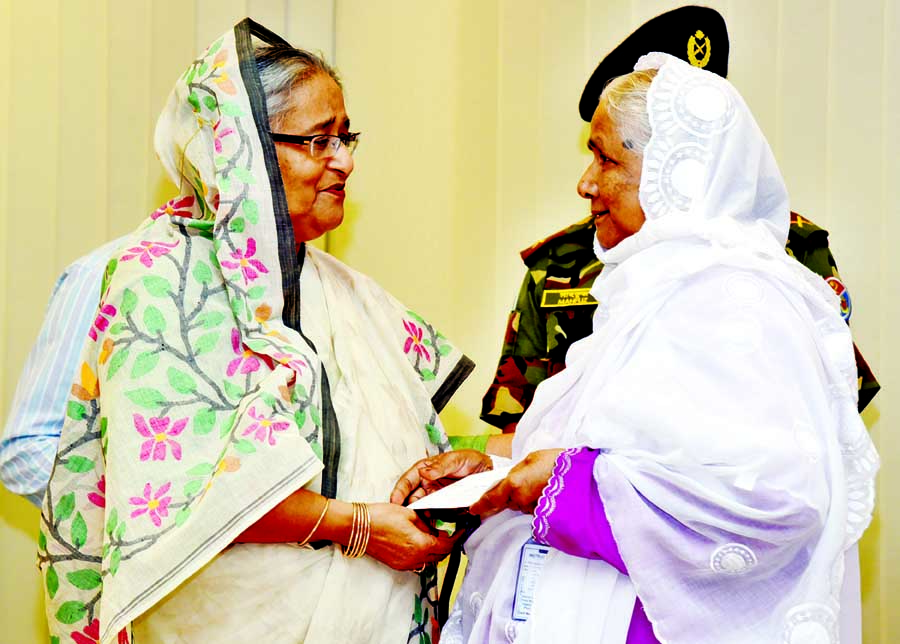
[
  {"xmin": 687, "ymin": 30, "xmax": 711, "ymax": 68},
  {"xmin": 541, "ymin": 288, "xmax": 598, "ymax": 308},
  {"xmin": 825, "ymin": 276, "xmax": 852, "ymax": 321}
]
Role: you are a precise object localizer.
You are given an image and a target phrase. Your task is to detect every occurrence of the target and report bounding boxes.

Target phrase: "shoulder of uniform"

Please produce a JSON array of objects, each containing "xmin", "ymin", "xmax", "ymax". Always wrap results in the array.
[
  {"xmin": 788, "ymin": 211, "xmax": 829, "ymax": 241},
  {"xmin": 519, "ymin": 216, "xmax": 595, "ymax": 266}
]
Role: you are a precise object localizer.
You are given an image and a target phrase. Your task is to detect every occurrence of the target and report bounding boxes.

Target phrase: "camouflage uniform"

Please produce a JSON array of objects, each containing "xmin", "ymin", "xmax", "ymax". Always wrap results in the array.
[{"xmin": 480, "ymin": 213, "xmax": 880, "ymax": 432}]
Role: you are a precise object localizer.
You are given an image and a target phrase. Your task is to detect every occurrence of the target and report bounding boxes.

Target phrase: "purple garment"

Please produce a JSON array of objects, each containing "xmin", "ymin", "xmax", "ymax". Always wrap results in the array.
[{"xmin": 532, "ymin": 447, "xmax": 659, "ymax": 644}]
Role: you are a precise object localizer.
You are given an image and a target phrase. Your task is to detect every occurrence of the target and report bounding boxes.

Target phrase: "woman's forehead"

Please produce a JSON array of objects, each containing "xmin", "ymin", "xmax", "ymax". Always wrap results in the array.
[{"xmin": 280, "ymin": 74, "xmax": 348, "ymax": 133}]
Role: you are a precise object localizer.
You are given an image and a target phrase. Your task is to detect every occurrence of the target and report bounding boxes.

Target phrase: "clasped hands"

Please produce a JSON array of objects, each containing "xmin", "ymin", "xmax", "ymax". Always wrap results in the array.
[{"xmin": 390, "ymin": 448, "xmax": 563, "ymax": 517}]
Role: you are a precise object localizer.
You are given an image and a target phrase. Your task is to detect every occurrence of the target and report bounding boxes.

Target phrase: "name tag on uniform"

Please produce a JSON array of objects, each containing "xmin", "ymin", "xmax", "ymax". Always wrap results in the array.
[
  {"xmin": 540, "ymin": 288, "xmax": 598, "ymax": 308},
  {"xmin": 512, "ymin": 539, "xmax": 550, "ymax": 621}
]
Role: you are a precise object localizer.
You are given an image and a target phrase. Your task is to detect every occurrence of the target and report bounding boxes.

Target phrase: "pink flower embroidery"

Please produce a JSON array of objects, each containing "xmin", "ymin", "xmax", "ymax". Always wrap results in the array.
[
  {"xmin": 71, "ymin": 618, "xmax": 100, "ymax": 644},
  {"xmin": 226, "ymin": 328, "xmax": 261, "ymax": 377},
  {"xmin": 150, "ymin": 195, "xmax": 195, "ymax": 220},
  {"xmin": 221, "ymin": 238, "xmax": 268, "ymax": 284},
  {"xmin": 273, "ymin": 352, "xmax": 307, "ymax": 374},
  {"xmin": 88, "ymin": 476, "xmax": 106, "ymax": 508},
  {"xmin": 243, "ymin": 407, "xmax": 290, "ymax": 446},
  {"xmin": 403, "ymin": 320, "xmax": 431, "ymax": 361},
  {"xmin": 120, "ymin": 240, "xmax": 180, "ymax": 268},
  {"xmin": 88, "ymin": 304, "xmax": 117, "ymax": 341},
  {"xmin": 134, "ymin": 414, "xmax": 187, "ymax": 462},
  {"xmin": 129, "ymin": 481, "xmax": 172, "ymax": 527},
  {"xmin": 213, "ymin": 120, "xmax": 235, "ymax": 154}
]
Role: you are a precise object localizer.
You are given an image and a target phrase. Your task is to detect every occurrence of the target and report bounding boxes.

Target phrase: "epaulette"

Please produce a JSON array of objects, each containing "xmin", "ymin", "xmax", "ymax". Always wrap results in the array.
[
  {"xmin": 788, "ymin": 211, "xmax": 828, "ymax": 240},
  {"xmin": 519, "ymin": 215, "xmax": 595, "ymax": 266}
]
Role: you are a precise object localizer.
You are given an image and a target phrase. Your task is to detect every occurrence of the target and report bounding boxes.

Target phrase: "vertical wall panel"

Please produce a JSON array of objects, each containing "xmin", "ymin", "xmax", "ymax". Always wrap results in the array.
[
  {"xmin": 195, "ymin": 0, "xmax": 247, "ymax": 53},
  {"xmin": 286, "ymin": 0, "xmax": 335, "ymax": 62}
]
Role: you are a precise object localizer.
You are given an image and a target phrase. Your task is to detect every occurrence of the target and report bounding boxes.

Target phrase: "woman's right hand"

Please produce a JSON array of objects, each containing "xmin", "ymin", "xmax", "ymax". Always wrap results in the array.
[
  {"xmin": 365, "ymin": 502, "xmax": 460, "ymax": 571},
  {"xmin": 390, "ymin": 449, "xmax": 494, "ymax": 506}
]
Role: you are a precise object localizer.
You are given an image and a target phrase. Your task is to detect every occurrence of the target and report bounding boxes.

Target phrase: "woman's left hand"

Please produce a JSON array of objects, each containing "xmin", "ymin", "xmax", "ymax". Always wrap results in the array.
[{"xmin": 469, "ymin": 449, "xmax": 563, "ymax": 517}]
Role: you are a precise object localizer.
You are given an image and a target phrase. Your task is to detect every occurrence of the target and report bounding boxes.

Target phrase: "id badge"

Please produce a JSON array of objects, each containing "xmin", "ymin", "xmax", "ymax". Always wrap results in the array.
[{"xmin": 512, "ymin": 539, "xmax": 550, "ymax": 622}]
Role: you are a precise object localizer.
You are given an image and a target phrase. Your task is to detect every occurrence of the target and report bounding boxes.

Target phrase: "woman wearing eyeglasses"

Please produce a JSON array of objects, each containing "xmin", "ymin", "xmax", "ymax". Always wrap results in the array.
[{"xmin": 38, "ymin": 19, "xmax": 471, "ymax": 644}]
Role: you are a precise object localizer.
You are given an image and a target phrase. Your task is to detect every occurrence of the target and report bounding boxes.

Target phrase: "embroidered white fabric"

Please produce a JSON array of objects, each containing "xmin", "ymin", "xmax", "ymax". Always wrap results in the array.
[
  {"xmin": 531, "ymin": 446, "xmax": 580, "ymax": 543},
  {"xmin": 499, "ymin": 53, "xmax": 876, "ymax": 644}
]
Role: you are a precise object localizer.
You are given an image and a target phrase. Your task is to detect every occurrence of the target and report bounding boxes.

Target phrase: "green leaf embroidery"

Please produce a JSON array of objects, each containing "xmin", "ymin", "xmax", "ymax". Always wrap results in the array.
[
  {"xmin": 55, "ymin": 600, "xmax": 87, "ymax": 625},
  {"xmin": 175, "ymin": 506, "xmax": 191, "ymax": 527},
  {"xmin": 219, "ymin": 412, "xmax": 237, "ymax": 438},
  {"xmin": 66, "ymin": 569, "xmax": 102, "ymax": 591},
  {"xmin": 110, "ymin": 548, "xmax": 121, "ymax": 575},
  {"xmin": 242, "ymin": 199, "xmax": 259, "ymax": 224},
  {"xmin": 186, "ymin": 462, "xmax": 215, "ymax": 476},
  {"xmin": 143, "ymin": 275, "xmax": 173, "ymax": 297},
  {"xmin": 257, "ymin": 393, "xmax": 276, "ymax": 409},
  {"xmin": 223, "ymin": 380, "xmax": 244, "ymax": 400},
  {"xmin": 247, "ymin": 286, "xmax": 265, "ymax": 299},
  {"xmin": 229, "ymin": 298, "xmax": 244, "ymax": 319},
  {"xmin": 193, "ymin": 261, "xmax": 213, "ymax": 284},
  {"xmin": 63, "ymin": 456, "xmax": 94, "ymax": 474},
  {"xmin": 438, "ymin": 344, "xmax": 452, "ymax": 356},
  {"xmin": 114, "ymin": 521, "xmax": 126, "ymax": 540},
  {"xmin": 193, "ymin": 409, "xmax": 216, "ymax": 435},
  {"xmin": 124, "ymin": 388, "xmax": 167, "ymax": 409},
  {"xmin": 207, "ymin": 37, "xmax": 223, "ymax": 56},
  {"xmin": 38, "ymin": 530, "xmax": 47, "ymax": 551},
  {"xmin": 406, "ymin": 310, "xmax": 426, "ymax": 325},
  {"xmin": 183, "ymin": 479, "xmax": 203, "ymax": 497},
  {"xmin": 414, "ymin": 594, "xmax": 423, "ymax": 622},
  {"xmin": 106, "ymin": 508, "xmax": 118, "ymax": 536},
  {"xmin": 194, "ymin": 331, "xmax": 221, "ymax": 355},
  {"xmin": 294, "ymin": 409, "xmax": 307, "ymax": 429},
  {"xmin": 220, "ymin": 174, "xmax": 232, "ymax": 192},
  {"xmin": 424, "ymin": 424, "xmax": 442, "ymax": 445},
  {"xmin": 229, "ymin": 216, "xmax": 245, "ymax": 233},
  {"xmin": 220, "ymin": 102, "xmax": 245, "ymax": 117},
  {"xmin": 51, "ymin": 637, "xmax": 60, "ymax": 644},
  {"xmin": 120, "ymin": 288, "xmax": 138, "ymax": 315},
  {"xmin": 309, "ymin": 405, "xmax": 322, "ymax": 427},
  {"xmin": 144, "ymin": 305, "xmax": 167, "ymax": 334},
  {"xmin": 109, "ymin": 322, "xmax": 127, "ymax": 335},
  {"xmin": 55, "ymin": 493, "xmax": 75, "ymax": 522},
  {"xmin": 209, "ymin": 249, "xmax": 221, "ymax": 269},
  {"xmin": 66, "ymin": 401, "xmax": 86, "ymax": 421},
  {"xmin": 310, "ymin": 441, "xmax": 323, "ymax": 460},
  {"xmin": 203, "ymin": 95, "xmax": 217, "ymax": 111},
  {"xmin": 232, "ymin": 167, "xmax": 256, "ymax": 184},
  {"xmin": 188, "ymin": 91, "xmax": 201, "ymax": 112},
  {"xmin": 168, "ymin": 367, "xmax": 198, "ymax": 394},
  {"xmin": 420, "ymin": 369, "xmax": 436, "ymax": 382},
  {"xmin": 131, "ymin": 351, "xmax": 160, "ymax": 378},
  {"xmin": 99, "ymin": 417, "xmax": 108, "ymax": 445},
  {"xmin": 234, "ymin": 439, "xmax": 257, "ymax": 454},
  {"xmin": 46, "ymin": 565, "xmax": 59, "ymax": 599},
  {"xmin": 106, "ymin": 347, "xmax": 130, "ymax": 380},
  {"xmin": 197, "ymin": 62, "xmax": 209, "ymax": 77},
  {"xmin": 196, "ymin": 311, "xmax": 225, "ymax": 329},
  {"xmin": 71, "ymin": 512, "xmax": 88, "ymax": 548}
]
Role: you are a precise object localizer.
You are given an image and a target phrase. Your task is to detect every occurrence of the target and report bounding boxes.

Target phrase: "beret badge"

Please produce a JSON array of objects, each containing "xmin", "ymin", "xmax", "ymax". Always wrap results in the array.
[{"xmin": 687, "ymin": 30, "xmax": 711, "ymax": 68}]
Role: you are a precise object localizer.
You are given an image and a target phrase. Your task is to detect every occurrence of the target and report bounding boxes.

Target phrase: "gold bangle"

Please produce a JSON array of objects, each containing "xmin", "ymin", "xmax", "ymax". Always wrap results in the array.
[
  {"xmin": 298, "ymin": 498, "xmax": 330, "ymax": 547},
  {"xmin": 342, "ymin": 502, "xmax": 370, "ymax": 559}
]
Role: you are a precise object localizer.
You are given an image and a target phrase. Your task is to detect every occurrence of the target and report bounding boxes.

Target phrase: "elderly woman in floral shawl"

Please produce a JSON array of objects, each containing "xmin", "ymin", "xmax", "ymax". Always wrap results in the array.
[{"xmin": 39, "ymin": 19, "xmax": 472, "ymax": 644}]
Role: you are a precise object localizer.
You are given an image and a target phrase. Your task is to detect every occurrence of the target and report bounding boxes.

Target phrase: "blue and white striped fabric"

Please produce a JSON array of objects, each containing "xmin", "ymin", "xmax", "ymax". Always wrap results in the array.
[{"xmin": 0, "ymin": 238, "xmax": 125, "ymax": 506}]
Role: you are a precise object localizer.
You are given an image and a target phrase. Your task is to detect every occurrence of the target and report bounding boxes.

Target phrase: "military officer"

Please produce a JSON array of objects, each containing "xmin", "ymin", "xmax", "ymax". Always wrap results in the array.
[{"xmin": 479, "ymin": 5, "xmax": 880, "ymax": 434}]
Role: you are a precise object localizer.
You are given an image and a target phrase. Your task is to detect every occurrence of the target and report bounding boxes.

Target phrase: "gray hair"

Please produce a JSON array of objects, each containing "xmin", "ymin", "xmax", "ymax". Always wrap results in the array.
[
  {"xmin": 255, "ymin": 44, "xmax": 342, "ymax": 127},
  {"xmin": 600, "ymin": 69, "xmax": 657, "ymax": 155}
]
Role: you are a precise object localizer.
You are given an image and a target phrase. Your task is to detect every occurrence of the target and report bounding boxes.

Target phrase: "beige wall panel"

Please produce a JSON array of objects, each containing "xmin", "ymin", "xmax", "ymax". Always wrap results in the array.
[
  {"xmin": 56, "ymin": 1, "xmax": 109, "ymax": 266},
  {"xmin": 777, "ymin": 0, "xmax": 829, "ymax": 221},
  {"xmin": 5, "ymin": 2, "xmax": 60, "ymax": 398},
  {"xmin": 195, "ymin": 0, "xmax": 248, "ymax": 52},
  {"xmin": 286, "ymin": 0, "xmax": 335, "ymax": 62},
  {"xmin": 106, "ymin": 0, "xmax": 153, "ymax": 239},
  {"xmin": 0, "ymin": 0, "xmax": 10, "ymax": 407},
  {"xmin": 248, "ymin": 0, "xmax": 286, "ymax": 35}
]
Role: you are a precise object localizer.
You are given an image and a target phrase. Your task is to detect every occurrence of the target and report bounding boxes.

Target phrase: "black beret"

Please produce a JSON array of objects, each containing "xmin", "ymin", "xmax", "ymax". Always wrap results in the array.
[{"xmin": 579, "ymin": 5, "xmax": 729, "ymax": 121}]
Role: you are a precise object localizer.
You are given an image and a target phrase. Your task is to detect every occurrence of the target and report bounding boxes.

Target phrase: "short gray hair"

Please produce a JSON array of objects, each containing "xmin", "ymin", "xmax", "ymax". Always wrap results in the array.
[
  {"xmin": 255, "ymin": 44, "xmax": 342, "ymax": 127},
  {"xmin": 600, "ymin": 69, "xmax": 657, "ymax": 155}
]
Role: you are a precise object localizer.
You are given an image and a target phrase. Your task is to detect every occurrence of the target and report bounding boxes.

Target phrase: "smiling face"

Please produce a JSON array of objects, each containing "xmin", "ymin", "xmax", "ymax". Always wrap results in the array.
[
  {"xmin": 272, "ymin": 73, "xmax": 354, "ymax": 245},
  {"xmin": 577, "ymin": 95, "xmax": 646, "ymax": 249}
]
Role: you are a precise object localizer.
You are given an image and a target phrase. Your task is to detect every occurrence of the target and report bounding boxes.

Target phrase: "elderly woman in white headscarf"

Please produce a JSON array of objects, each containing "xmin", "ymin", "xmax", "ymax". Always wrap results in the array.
[{"xmin": 393, "ymin": 53, "xmax": 878, "ymax": 644}]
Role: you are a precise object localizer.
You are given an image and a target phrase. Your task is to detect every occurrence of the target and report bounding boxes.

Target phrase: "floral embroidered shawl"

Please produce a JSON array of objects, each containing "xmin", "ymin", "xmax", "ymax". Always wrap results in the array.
[{"xmin": 38, "ymin": 19, "xmax": 472, "ymax": 644}]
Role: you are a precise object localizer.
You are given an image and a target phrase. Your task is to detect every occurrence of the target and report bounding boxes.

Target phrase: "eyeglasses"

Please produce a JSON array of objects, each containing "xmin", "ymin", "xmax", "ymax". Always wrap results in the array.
[{"xmin": 269, "ymin": 131, "xmax": 360, "ymax": 159}]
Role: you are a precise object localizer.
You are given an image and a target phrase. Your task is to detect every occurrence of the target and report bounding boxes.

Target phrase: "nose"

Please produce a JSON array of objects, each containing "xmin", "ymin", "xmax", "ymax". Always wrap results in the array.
[
  {"xmin": 328, "ymin": 141, "xmax": 355, "ymax": 177},
  {"xmin": 577, "ymin": 162, "xmax": 598, "ymax": 200}
]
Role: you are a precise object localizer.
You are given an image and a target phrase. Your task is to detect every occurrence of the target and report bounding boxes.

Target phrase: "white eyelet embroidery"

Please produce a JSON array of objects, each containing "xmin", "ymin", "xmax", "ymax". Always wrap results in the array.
[
  {"xmin": 469, "ymin": 591, "xmax": 484, "ymax": 615},
  {"xmin": 709, "ymin": 543, "xmax": 757, "ymax": 575},
  {"xmin": 783, "ymin": 603, "xmax": 837, "ymax": 644},
  {"xmin": 532, "ymin": 447, "xmax": 580, "ymax": 543}
]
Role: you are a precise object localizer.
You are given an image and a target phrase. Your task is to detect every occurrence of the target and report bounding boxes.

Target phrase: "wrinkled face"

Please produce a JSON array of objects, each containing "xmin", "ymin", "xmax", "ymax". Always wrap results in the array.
[
  {"xmin": 272, "ymin": 73, "xmax": 354, "ymax": 244},
  {"xmin": 577, "ymin": 96, "xmax": 645, "ymax": 249}
]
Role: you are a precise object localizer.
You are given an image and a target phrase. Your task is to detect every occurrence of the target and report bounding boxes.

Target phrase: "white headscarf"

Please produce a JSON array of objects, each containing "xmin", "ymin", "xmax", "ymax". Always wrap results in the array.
[{"xmin": 512, "ymin": 53, "xmax": 878, "ymax": 644}]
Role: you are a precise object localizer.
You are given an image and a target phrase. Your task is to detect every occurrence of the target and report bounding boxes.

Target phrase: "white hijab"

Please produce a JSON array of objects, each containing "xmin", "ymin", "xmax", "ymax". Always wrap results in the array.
[{"xmin": 510, "ymin": 53, "xmax": 878, "ymax": 644}]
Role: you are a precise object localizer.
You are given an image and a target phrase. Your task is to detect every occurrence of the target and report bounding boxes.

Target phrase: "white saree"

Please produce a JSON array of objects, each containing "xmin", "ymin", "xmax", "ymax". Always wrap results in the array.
[{"xmin": 446, "ymin": 54, "xmax": 877, "ymax": 644}]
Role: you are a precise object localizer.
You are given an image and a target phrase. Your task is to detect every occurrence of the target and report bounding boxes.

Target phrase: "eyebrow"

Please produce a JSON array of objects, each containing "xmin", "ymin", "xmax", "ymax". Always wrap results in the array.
[{"xmin": 304, "ymin": 115, "xmax": 351, "ymax": 134}]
